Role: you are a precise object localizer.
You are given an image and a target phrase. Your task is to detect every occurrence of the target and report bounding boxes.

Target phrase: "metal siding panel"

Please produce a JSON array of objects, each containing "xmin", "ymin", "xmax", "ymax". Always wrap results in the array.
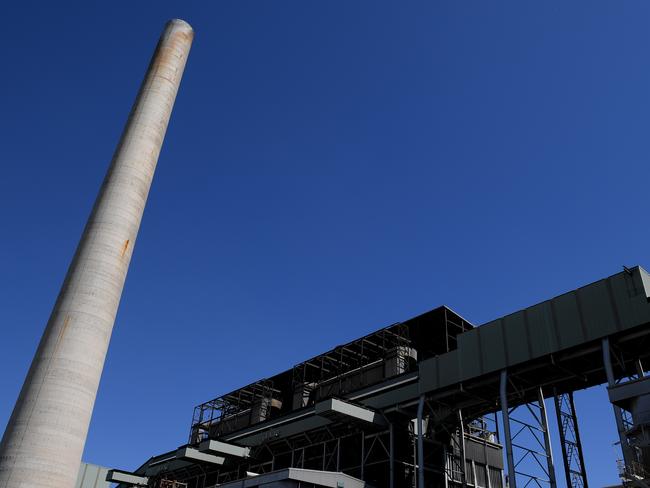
[
  {"xmin": 502, "ymin": 311, "xmax": 530, "ymax": 366},
  {"xmin": 76, "ymin": 463, "xmax": 110, "ymax": 488},
  {"xmin": 553, "ymin": 292, "xmax": 585, "ymax": 349},
  {"xmin": 489, "ymin": 467, "xmax": 504, "ymax": 488},
  {"xmin": 486, "ymin": 444, "xmax": 504, "ymax": 469},
  {"xmin": 638, "ymin": 266, "xmax": 650, "ymax": 298},
  {"xmin": 80, "ymin": 464, "xmax": 96, "ymax": 488},
  {"xmin": 479, "ymin": 321, "xmax": 506, "ymax": 374},
  {"xmin": 418, "ymin": 357, "xmax": 438, "ymax": 393},
  {"xmin": 98, "ymin": 467, "xmax": 109, "ymax": 488},
  {"xmin": 578, "ymin": 280, "xmax": 618, "ymax": 340},
  {"xmin": 438, "ymin": 350, "xmax": 460, "ymax": 388},
  {"xmin": 609, "ymin": 273, "xmax": 635, "ymax": 329},
  {"xmin": 475, "ymin": 464, "xmax": 487, "ymax": 488},
  {"xmin": 465, "ymin": 438, "xmax": 486, "ymax": 464},
  {"xmin": 458, "ymin": 329, "xmax": 482, "ymax": 380},
  {"xmin": 362, "ymin": 383, "xmax": 419, "ymax": 410},
  {"xmin": 75, "ymin": 463, "xmax": 87, "ymax": 488},
  {"xmin": 526, "ymin": 302, "xmax": 556, "ymax": 358},
  {"xmin": 627, "ymin": 269, "xmax": 650, "ymax": 330},
  {"xmin": 608, "ymin": 272, "xmax": 650, "ymax": 331}
]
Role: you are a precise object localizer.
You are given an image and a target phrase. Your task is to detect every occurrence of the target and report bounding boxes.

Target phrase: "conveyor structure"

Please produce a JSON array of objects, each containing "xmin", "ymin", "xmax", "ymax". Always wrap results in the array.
[{"xmin": 113, "ymin": 266, "xmax": 650, "ymax": 487}]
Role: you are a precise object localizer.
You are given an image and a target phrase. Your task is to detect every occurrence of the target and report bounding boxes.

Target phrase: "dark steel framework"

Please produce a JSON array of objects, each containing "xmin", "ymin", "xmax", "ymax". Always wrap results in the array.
[
  {"xmin": 603, "ymin": 337, "xmax": 650, "ymax": 485},
  {"xmin": 172, "ymin": 414, "xmax": 502, "ymax": 488},
  {"xmin": 500, "ymin": 371, "xmax": 556, "ymax": 488},
  {"xmin": 135, "ymin": 320, "xmax": 650, "ymax": 488},
  {"xmin": 553, "ymin": 391, "xmax": 587, "ymax": 487},
  {"xmin": 190, "ymin": 379, "xmax": 282, "ymax": 444},
  {"xmin": 189, "ymin": 307, "xmax": 472, "ymax": 448},
  {"xmin": 119, "ymin": 271, "xmax": 650, "ymax": 488},
  {"xmin": 290, "ymin": 322, "xmax": 413, "ymax": 408}
]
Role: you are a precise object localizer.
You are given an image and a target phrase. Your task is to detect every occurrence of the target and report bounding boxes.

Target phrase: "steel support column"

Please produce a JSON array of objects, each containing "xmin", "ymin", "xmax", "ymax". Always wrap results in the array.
[
  {"xmin": 458, "ymin": 409, "xmax": 468, "ymax": 488},
  {"xmin": 602, "ymin": 338, "xmax": 635, "ymax": 471},
  {"xmin": 538, "ymin": 387, "xmax": 557, "ymax": 487},
  {"xmin": 553, "ymin": 391, "xmax": 588, "ymax": 487},
  {"xmin": 389, "ymin": 422, "xmax": 395, "ymax": 488},
  {"xmin": 417, "ymin": 394, "xmax": 425, "ymax": 488},
  {"xmin": 361, "ymin": 432, "xmax": 365, "ymax": 479},
  {"xmin": 500, "ymin": 370, "xmax": 557, "ymax": 487},
  {"xmin": 336, "ymin": 438, "xmax": 341, "ymax": 471},
  {"xmin": 500, "ymin": 370, "xmax": 517, "ymax": 488}
]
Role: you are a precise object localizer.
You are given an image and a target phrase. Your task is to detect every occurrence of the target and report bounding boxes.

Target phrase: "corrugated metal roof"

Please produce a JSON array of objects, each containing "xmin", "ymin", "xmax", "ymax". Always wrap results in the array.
[{"xmin": 75, "ymin": 462, "xmax": 111, "ymax": 488}]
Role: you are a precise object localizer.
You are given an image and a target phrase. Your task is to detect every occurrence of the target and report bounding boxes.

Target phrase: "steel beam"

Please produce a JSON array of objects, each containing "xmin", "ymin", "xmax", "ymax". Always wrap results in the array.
[
  {"xmin": 199, "ymin": 439, "xmax": 250, "ymax": 458},
  {"xmin": 538, "ymin": 387, "xmax": 557, "ymax": 487},
  {"xmin": 106, "ymin": 470, "xmax": 149, "ymax": 486},
  {"xmin": 389, "ymin": 422, "xmax": 395, "ymax": 488},
  {"xmin": 500, "ymin": 371, "xmax": 557, "ymax": 487},
  {"xmin": 458, "ymin": 409, "xmax": 468, "ymax": 488},
  {"xmin": 315, "ymin": 398, "xmax": 386, "ymax": 426},
  {"xmin": 417, "ymin": 394, "xmax": 425, "ymax": 488},
  {"xmin": 500, "ymin": 370, "xmax": 517, "ymax": 488},
  {"xmin": 176, "ymin": 447, "xmax": 225, "ymax": 465}
]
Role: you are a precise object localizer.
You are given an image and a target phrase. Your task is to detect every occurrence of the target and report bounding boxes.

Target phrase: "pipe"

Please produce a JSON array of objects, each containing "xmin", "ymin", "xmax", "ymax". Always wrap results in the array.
[
  {"xmin": 389, "ymin": 422, "xmax": 395, "ymax": 488},
  {"xmin": 0, "ymin": 20, "xmax": 193, "ymax": 488},
  {"xmin": 500, "ymin": 370, "xmax": 516, "ymax": 488},
  {"xmin": 602, "ymin": 338, "xmax": 615, "ymax": 386},
  {"xmin": 417, "ymin": 394, "xmax": 425, "ymax": 488},
  {"xmin": 537, "ymin": 388, "xmax": 557, "ymax": 487}
]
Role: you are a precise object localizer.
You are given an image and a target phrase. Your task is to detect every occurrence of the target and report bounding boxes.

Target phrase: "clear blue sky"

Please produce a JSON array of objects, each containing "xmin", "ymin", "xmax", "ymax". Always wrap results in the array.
[{"xmin": 1, "ymin": 1, "xmax": 648, "ymax": 484}]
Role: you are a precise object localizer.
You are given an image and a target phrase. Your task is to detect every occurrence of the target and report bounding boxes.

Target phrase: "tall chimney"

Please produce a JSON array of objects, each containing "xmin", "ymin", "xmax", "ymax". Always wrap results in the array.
[{"xmin": 0, "ymin": 19, "xmax": 193, "ymax": 488}]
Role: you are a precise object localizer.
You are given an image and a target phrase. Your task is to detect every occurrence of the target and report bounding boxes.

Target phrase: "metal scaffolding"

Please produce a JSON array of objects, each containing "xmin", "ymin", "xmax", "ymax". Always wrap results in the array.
[
  {"xmin": 290, "ymin": 322, "xmax": 414, "ymax": 409},
  {"xmin": 190, "ymin": 379, "xmax": 282, "ymax": 444}
]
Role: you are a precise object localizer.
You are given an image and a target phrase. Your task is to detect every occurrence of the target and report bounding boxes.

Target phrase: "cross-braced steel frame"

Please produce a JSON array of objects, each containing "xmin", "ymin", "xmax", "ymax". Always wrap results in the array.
[
  {"xmin": 553, "ymin": 390, "xmax": 587, "ymax": 487},
  {"xmin": 500, "ymin": 370, "xmax": 557, "ymax": 488}
]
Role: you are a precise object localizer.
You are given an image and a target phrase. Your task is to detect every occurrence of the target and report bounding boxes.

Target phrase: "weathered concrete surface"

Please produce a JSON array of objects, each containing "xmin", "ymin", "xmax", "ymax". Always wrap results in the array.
[{"xmin": 0, "ymin": 19, "xmax": 193, "ymax": 488}]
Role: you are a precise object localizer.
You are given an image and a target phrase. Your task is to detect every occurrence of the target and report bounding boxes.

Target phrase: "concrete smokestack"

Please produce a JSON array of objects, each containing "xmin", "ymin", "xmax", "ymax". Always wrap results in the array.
[{"xmin": 0, "ymin": 19, "xmax": 193, "ymax": 488}]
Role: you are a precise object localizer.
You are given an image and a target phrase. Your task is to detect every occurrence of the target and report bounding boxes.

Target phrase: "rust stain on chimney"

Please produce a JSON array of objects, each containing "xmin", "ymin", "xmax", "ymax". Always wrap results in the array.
[{"xmin": 121, "ymin": 239, "xmax": 130, "ymax": 257}]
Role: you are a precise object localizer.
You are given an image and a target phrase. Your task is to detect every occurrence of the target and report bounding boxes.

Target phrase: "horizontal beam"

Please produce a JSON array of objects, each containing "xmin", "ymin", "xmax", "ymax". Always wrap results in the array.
[
  {"xmin": 106, "ymin": 470, "xmax": 149, "ymax": 486},
  {"xmin": 176, "ymin": 446, "xmax": 225, "ymax": 465},
  {"xmin": 608, "ymin": 375, "xmax": 650, "ymax": 409},
  {"xmin": 199, "ymin": 439, "xmax": 250, "ymax": 458},
  {"xmin": 315, "ymin": 398, "xmax": 386, "ymax": 426}
]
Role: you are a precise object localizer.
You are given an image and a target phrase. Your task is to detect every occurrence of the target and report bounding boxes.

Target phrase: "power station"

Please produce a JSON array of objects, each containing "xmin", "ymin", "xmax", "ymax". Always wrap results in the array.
[
  {"xmin": 106, "ymin": 267, "xmax": 650, "ymax": 488},
  {"xmin": 1, "ymin": 17, "xmax": 650, "ymax": 488}
]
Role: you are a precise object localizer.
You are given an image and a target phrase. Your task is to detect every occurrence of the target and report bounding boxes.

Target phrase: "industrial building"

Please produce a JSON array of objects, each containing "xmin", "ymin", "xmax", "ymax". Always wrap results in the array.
[{"xmin": 108, "ymin": 266, "xmax": 650, "ymax": 488}]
